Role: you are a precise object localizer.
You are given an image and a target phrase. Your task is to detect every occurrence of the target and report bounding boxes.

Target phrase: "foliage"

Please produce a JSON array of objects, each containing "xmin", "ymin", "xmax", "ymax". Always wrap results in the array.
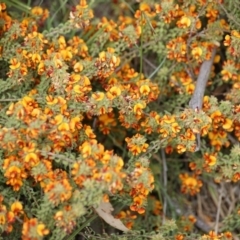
[{"xmin": 0, "ymin": 0, "xmax": 239, "ymax": 239}]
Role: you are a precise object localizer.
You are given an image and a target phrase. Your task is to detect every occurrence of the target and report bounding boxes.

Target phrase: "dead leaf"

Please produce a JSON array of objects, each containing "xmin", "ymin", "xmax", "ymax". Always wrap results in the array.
[{"xmin": 94, "ymin": 201, "xmax": 129, "ymax": 232}]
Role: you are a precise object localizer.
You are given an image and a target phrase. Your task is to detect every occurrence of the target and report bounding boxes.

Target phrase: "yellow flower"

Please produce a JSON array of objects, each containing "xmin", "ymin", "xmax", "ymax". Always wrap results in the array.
[
  {"xmin": 92, "ymin": 92, "xmax": 105, "ymax": 101},
  {"xmin": 73, "ymin": 85, "xmax": 83, "ymax": 94},
  {"xmin": 54, "ymin": 114, "xmax": 64, "ymax": 125},
  {"xmin": 140, "ymin": 85, "xmax": 150, "ymax": 95},
  {"xmin": 11, "ymin": 201, "xmax": 23, "ymax": 215},
  {"xmin": 191, "ymin": 47, "xmax": 203, "ymax": 60},
  {"xmin": 9, "ymin": 58, "xmax": 21, "ymax": 70},
  {"xmin": 204, "ymin": 153, "xmax": 217, "ymax": 166},
  {"xmin": 54, "ymin": 59, "xmax": 63, "ymax": 68},
  {"xmin": 109, "ymin": 86, "xmax": 121, "ymax": 97},
  {"xmin": 80, "ymin": 141, "xmax": 92, "ymax": 158},
  {"xmin": 133, "ymin": 102, "xmax": 146, "ymax": 116},
  {"xmin": 46, "ymin": 95, "xmax": 58, "ymax": 105},
  {"xmin": 84, "ymin": 125, "xmax": 96, "ymax": 138},
  {"xmin": 58, "ymin": 122, "xmax": 70, "ymax": 132},
  {"xmin": 222, "ymin": 118, "xmax": 232, "ymax": 130},
  {"xmin": 69, "ymin": 74, "xmax": 81, "ymax": 84},
  {"xmin": 24, "ymin": 153, "xmax": 39, "ymax": 166},
  {"xmin": 73, "ymin": 62, "xmax": 83, "ymax": 72},
  {"xmin": 31, "ymin": 53, "xmax": 41, "ymax": 63},
  {"xmin": 37, "ymin": 223, "xmax": 49, "ymax": 236},
  {"xmin": 176, "ymin": 144, "xmax": 186, "ymax": 154},
  {"xmin": 31, "ymin": 6, "xmax": 43, "ymax": 16},
  {"xmin": 178, "ymin": 16, "xmax": 191, "ymax": 28},
  {"xmin": 38, "ymin": 61, "xmax": 45, "ymax": 75}
]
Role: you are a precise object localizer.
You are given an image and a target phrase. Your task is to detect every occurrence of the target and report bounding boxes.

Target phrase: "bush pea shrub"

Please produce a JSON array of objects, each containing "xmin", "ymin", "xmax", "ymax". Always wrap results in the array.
[{"xmin": 0, "ymin": 0, "xmax": 240, "ymax": 239}]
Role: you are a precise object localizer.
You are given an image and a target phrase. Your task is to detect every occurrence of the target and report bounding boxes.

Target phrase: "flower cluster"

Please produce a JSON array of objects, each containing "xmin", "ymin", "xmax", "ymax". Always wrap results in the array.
[
  {"xmin": 179, "ymin": 173, "xmax": 203, "ymax": 196},
  {"xmin": 127, "ymin": 162, "xmax": 154, "ymax": 214},
  {"xmin": 0, "ymin": 196, "xmax": 24, "ymax": 234}
]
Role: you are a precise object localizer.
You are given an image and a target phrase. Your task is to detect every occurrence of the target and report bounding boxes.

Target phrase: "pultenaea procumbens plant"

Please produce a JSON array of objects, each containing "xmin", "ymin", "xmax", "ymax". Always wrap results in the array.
[{"xmin": 0, "ymin": 0, "xmax": 239, "ymax": 239}]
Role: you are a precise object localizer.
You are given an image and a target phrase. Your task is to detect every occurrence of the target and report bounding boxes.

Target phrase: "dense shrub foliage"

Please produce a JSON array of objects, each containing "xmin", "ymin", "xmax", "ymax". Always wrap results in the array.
[{"xmin": 0, "ymin": 0, "xmax": 240, "ymax": 239}]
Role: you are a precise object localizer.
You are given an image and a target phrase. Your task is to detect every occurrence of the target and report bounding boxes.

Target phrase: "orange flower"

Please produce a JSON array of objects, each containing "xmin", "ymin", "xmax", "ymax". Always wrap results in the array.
[
  {"xmin": 133, "ymin": 102, "xmax": 146, "ymax": 116},
  {"xmin": 4, "ymin": 165, "xmax": 27, "ymax": 191},
  {"xmin": 37, "ymin": 223, "xmax": 49, "ymax": 237},
  {"xmin": 176, "ymin": 144, "xmax": 186, "ymax": 154},
  {"xmin": 112, "ymin": 156, "xmax": 124, "ymax": 172},
  {"xmin": 140, "ymin": 85, "xmax": 150, "ymax": 95},
  {"xmin": 69, "ymin": 116, "xmax": 82, "ymax": 132},
  {"xmin": 222, "ymin": 118, "xmax": 232, "ymax": 130},
  {"xmin": 44, "ymin": 178, "xmax": 72, "ymax": 205},
  {"xmin": 31, "ymin": 6, "xmax": 43, "ymax": 16},
  {"xmin": 125, "ymin": 134, "xmax": 149, "ymax": 155},
  {"xmin": 24, "ymin": 152, "xmax": 39, "ymax": 167},
  {"xmin": 224, "ymin": 231, "xmax": 232, "ymax": 239},
  {"xmin": 201, "ymin": 230, "xmax": 221, "ymax": 240},
  {"xmin": 37, "ymin": 61, "xmax": 45, "ymax": 75},
  {"xmin": 80, "ymin": 141, "xmax": 92, "ymax": 157},
  {"xmin": 204, "ymin": 153, "xmax": 217, "ymax": 166},
  {"xmin": 58, "ymin": 122, "xmax": 70, "ymax": 132},
  {"xmin": 0, "ymin": 3, "xmax": 6, "ymax": 11},
  {"xmin": 9, "ymin": 58, "xmax": 21, "ymax": 70},
  {"xmin": 31, "ymin": 53, "xmax": 41, "ymax": 64},
  {"xmin": 224, "ymin": 35, "xmax": 231, "ymax": 46},
  {"xmin": 54, "ymin": 58, "xmax": 63, "ymax": 68},
  {"xmin": 46, "ymin": 95, "xmax": 58, "ymax": 105},
  {"xmin": 177, "ymin": 16, "xmax": 191, "ymax": 28},
  {"xmin": 79, "ymin": 0, "xmax": 88, "ymax": 8},
  {"xmin": 179, "ymin": 173, "xmax": 202, "ymax": 195},
  {"xmin": 73, "ymin": 62, "xmax": 83, "ymax": 72},
  {"xmin": 110, "ymin": 86, "xmax": 121, "ymax": 97},
  {"xmin": 130, "ymin": 196, "xmax": 143, "ymax": 211},
  {"xmin": 175, "ymin": 234, "xmax": 184, "ymax": 240},
  {"xmin": 22, "ymin": 218, "xmax": 49, "ymax": 239},
  {"xmin": 92, "ymin": 92, "xmax": 105, "ymax": 101},
  {"xmin": 10, "ymin": 201, "xmax": 23, "ymax": 216},
  {"xmin": 84, "ymin": 125, "xmax": 96, "ymax": 139}
]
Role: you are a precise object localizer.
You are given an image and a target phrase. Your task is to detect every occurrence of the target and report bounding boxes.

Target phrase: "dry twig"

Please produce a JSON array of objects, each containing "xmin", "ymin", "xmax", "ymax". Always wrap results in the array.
[
  {"xmin": 161, "ymin": 148, "xmax": 167, "ymax": 224},
  {"xmin": 189, "ymin": 48, "xmax": 217, "ymax": 151}
]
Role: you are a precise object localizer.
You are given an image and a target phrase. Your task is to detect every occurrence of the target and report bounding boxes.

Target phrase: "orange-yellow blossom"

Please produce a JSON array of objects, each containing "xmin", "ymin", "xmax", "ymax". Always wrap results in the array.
[
  {"xmin": 191, "ymin": 47, "xmax": 203, "ymax": 59},
  {"xmin": 92, "ymin": 92, "xmax": 105, "ymax": 101},
  {"xmin": 133, "ymin": 102, "xmax": 146, "ymax": 116}
]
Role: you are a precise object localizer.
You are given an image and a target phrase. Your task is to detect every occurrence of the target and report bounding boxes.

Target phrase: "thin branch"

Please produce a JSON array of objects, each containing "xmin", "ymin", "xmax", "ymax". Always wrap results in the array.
[
  {"xmin": 40, "ymin": 151, "xmax": 75, "ymax": 163},
  {"xmin": 0, "ymin": 97, "xmax": 43, "ymax": 102},
  {"xmin": 148, "ymin": 57, "xmax": 167, "ymax": 80},
  {"xmin": 170, "ymin": 196, "xmax": 211, "ymax": 233},
  {"xmin": 121, "ymin": 0, "xmax": 135, "ymax": 14},
  {"xmin": 15, "ymin": 216, "xmax": 23, "ymax": 223},
  {"xmin": 143, "ymin": 12, "xmax": 156, "ymax": 35},
  {"xmin": 143, "ymin": 57, "xmax": 157, "ymax": 70},
  {"xmin": 215, "ymin": 183, "xmax": 224, "ymax": 234},
  {"xmin": 139, "ymin": 12, "xmax": 144, "ymax": 78},
  {"xmin": 161, "ymin": 148, "xmax": 167, "ymax": 224},
  {"xmin": 217, "ymin": 1, "xmax": 240, "ymax": 28},
  {"xmin": 227, "ymin": 133, "xmax": 239, "ymax": 145}
]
